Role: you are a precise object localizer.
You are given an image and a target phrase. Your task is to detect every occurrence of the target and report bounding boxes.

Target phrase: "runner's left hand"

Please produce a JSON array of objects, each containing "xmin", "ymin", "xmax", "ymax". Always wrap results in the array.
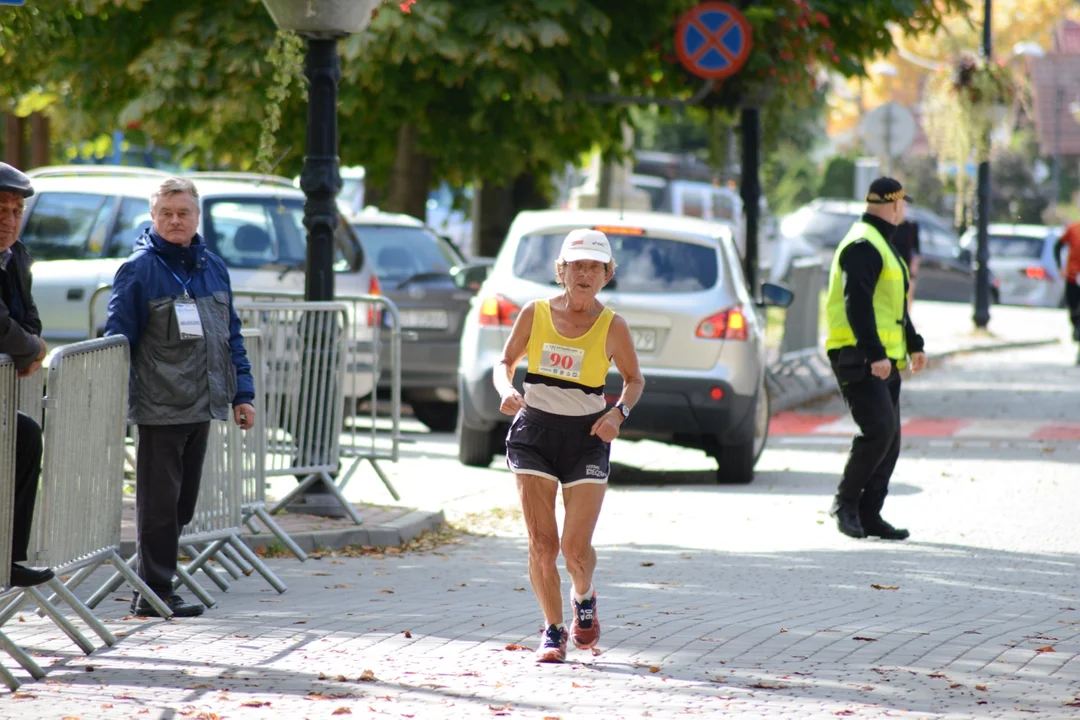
[{"xmin": 591, "ymin": 410, "xmax": 622, "ymax": 443}]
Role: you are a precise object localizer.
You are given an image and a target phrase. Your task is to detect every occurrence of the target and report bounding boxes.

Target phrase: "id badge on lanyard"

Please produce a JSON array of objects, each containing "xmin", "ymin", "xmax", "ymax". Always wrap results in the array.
[{"xmin": 174, "ymin": 299, "xmax": 204, "ymax": 339}]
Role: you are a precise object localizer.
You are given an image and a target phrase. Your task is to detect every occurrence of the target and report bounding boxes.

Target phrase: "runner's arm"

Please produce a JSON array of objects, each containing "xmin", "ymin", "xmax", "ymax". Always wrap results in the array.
[
  {"xmin": 1055, "ymin": 234, "xmax": 1067, "ymax": 270},
  {"xmin": 606, "ymin": 315, "xmax": 645, "ymax": 423},
  {"xmin": 493, "ymin": 301, "xmax": 535, "ymax": 398}
]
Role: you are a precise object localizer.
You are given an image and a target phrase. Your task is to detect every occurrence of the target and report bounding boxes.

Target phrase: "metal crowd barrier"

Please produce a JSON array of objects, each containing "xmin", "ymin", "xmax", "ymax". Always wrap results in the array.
[
  {"xmin": 0, "ymin": 356, "xmax": 47, "ymax": 691},
  {"xmin": 233, "ymin": 290, "xmax": 403, "ymax": 504},
  {"xmin": 779, "ymin": 258, "xmax": 824, "ymax": 356},
  {"xmin": 15, "ymin": 371, "xmax": 44, "ymax": 427},
  {"xmin": 0, "ymin": 338, "xmax": 173, "ymax": 660},
  {"xmin": 87, "ymin": 329, "xmax": 287, "ymax": 610},
  {"xmin": 233, "ymin": 301, "xmax": 360, "ymax": 522},
  {"xmin": 766, "ymin": 348, "xmax": 837, "ymax": 413}
]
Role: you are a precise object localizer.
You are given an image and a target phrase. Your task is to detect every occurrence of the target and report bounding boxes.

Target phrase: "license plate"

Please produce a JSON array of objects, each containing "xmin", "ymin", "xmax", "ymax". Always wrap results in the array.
[
  {"xmin": 632, "ymin": 328, "xmax": 657, "ymax": 352},
  {"xmin": 399, "ymin": 309, "xmax": 449, "ymax": 330}
]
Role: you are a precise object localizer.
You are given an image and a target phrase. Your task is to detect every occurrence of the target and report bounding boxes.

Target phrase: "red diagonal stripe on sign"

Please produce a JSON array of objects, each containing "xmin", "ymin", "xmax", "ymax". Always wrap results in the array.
[{"xmin": 689, "ymin": 16, "xmax": 738, "ymax": 66}]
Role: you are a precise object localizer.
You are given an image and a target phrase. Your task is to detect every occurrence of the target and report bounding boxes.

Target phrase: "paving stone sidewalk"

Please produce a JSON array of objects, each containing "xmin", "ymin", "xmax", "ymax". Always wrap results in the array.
[{"xmin": 2, "ymin": 531, "xmax": 1078, "ymax": 719}]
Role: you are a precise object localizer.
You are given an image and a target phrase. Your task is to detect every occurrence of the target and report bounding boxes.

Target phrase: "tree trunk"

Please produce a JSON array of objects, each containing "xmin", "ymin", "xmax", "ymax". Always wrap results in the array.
[
  {"xmin": 472, "ymin": 172, "xmax": 551, "ymax": 258},
  {"xmin": 384, "ymin": 123, "xmax": 432, "ymax": 220}
]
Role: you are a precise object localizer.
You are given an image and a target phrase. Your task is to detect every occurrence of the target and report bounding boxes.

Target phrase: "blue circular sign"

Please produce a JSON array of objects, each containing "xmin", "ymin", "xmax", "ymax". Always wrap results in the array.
[{"xmin": 675, "ymin": 2, "xmax": 752, "ymax": 80}]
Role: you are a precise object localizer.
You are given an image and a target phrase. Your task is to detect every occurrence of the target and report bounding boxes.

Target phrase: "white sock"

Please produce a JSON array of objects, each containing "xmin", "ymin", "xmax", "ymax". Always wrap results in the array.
[{"xmin": 572, "ymin": 585, "xmax": 594, "ymax": 604}]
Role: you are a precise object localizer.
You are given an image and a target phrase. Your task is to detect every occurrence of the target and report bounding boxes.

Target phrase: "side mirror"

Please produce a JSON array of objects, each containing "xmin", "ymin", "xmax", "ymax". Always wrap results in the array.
[
  {"xmin": 759, "ymin": 281, "xmax": 795, "ymax": 308},
  {"xmin": 452, "ymin": 263, "xmax": 491, "ymax": 292}
]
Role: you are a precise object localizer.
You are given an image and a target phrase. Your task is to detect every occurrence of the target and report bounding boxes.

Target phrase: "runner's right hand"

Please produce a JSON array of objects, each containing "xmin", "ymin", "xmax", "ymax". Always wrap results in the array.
[{"xmin": 499, "ymin": 389, "xmax": 526, "ymax": 416}]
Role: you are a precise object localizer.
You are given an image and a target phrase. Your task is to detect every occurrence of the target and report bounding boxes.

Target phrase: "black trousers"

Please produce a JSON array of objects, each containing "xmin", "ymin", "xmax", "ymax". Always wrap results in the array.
[
  {"xmin": 136, "ymin": 422, "xmax": 210, "ymax": 596},
  {"xmin": 1066, "ymin": 284, "xmax": 1080, "ymax": 339},
  {"xmin": 834, "ymin": 364, "xmax": 902, "ymax": 520},
  {"xmin": 12, "ymin": 412, "xmax": 43, "ymax": 564}
]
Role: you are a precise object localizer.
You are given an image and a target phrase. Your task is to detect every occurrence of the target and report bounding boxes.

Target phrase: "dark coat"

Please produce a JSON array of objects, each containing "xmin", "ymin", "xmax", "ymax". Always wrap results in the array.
[{"xmin": 0, "ymin": 242, "xmax": 43, "ymax": 371}]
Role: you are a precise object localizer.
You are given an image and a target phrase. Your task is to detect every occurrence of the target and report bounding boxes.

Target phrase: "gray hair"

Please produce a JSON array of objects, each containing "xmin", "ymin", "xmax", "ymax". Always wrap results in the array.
[{"xmin": 149, "ymin": 177, "xmax": 200, "ymax": 211}]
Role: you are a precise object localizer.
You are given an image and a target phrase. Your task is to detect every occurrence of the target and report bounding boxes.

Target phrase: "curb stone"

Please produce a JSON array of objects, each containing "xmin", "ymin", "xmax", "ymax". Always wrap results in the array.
[{"xmin": 118, "ymin": 509, "xmax": 447, "ymax": 557}]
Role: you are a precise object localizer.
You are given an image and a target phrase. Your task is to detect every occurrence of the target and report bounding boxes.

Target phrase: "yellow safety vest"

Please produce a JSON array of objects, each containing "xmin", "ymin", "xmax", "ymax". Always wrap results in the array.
[{"xmin": 825, "ymin": 221, "xmax": 909, "ymax": 368}]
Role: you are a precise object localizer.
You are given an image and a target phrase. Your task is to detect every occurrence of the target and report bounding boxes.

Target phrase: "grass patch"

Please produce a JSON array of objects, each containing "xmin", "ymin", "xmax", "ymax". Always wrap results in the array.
[{"xmin": 253, "ymin": 522, "xmax": 468, "ymax": 560}]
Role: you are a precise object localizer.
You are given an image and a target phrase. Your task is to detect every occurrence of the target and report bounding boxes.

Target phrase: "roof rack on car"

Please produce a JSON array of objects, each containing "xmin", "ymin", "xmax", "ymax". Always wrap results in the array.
[
  {"xmin": 185, "ymin": 171, "xmax": 297, "ymax": 188},
  {"xmin": 25, "ymin": 165, "xmax": 172, "ymax": 180}
]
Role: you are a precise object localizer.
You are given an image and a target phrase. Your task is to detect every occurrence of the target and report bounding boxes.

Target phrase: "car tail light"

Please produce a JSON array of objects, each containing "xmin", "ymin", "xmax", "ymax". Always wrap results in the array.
[
  {"xmin": 1023, "ymin": 266, "xmax": 1049, "ymax": 280},
  {"xmin": 709, "ymin": 386, "xmax": 724, "ymax": 401},
  {"xmin": 696, "ymin": 307, "xmax": 748, "ymax": 340},
  {"xmin": 479, "ymin": 295, "xmax": 520, "ymax": 327},
  {"xmin": 367, "ymin": 275, "xmax": 383, "ymax": 326}
]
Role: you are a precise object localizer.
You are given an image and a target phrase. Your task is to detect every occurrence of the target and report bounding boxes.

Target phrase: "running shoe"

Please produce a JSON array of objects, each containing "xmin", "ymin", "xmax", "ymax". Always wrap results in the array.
[
  {"xmin": 535, "ymin": 624, "xmax": 568, "ymax": 663},
  {"xmin": 571, "ymin": 590, "xmax": 600, "ymax": 649}
]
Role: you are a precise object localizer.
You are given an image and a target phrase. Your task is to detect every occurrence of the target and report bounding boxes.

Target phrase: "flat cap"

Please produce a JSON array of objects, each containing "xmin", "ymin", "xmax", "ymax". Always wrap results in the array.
[
  {"xmin": 0, "ymin": 163, "xmax": 33, "ymax": 198},
  {"xmin": 865, "ymin": 176, "xmax": 906, "ymax": 204}
]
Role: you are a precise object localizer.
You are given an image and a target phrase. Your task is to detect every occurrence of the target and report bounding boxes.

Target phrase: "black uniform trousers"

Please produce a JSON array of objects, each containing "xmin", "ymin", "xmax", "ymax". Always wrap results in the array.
[
  {"xmin": 834, "ymin": 364, "xmax": 902, "ymax": 521},
  {"xmin": 135, "ymin": 422, "xmax": 210, "ymax": 596},
  {"xmin": 12, "ymin": 412, "xmax": 43, "ymax": 564}
]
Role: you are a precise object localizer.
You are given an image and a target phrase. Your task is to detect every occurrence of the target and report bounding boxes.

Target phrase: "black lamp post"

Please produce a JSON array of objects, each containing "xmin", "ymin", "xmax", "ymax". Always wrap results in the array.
[
  {"xmin": 973, "ymin": 0, "xmax": 993, "ymax": 329},
  {"xmin": 260, "ymin": 0, "xmax": 381, "ymax": 301},
  {"xmin": 261, "ymin": 1, "xmax": 381, "ymax": 513}
]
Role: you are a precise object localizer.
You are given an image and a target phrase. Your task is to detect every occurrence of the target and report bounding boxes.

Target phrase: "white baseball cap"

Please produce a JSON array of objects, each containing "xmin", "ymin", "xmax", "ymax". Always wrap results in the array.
[{"xmin": 559, "ymin": 229, "xmax": 612, "ymax": 264}]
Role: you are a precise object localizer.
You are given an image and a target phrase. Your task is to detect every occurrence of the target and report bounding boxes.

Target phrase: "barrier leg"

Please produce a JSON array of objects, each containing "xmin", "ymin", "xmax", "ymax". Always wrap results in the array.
[
  {"xmin": 334, "ymin": 457, "xmax": 362, "ymax": 492},
  {"xmin": 309, "ymin": 471, "xmax": 364, "ymax": 525},
  {"xmin": 220, "ymin": 544, "xmax": 254, "ymax": 577},
  {"xmin": 252, "ymin": 506, "xmax": 308, "ymax": 562},
  {"xmin": 35, "ymin": 564, "xmax": 98, "ymax": 619},
  {"xmin": 182, "ymin": 540, "xmax": 230, "ymax": 592},
  {"xmin": 0, "ymin": 661, "xmax": 19, "ymax": 691},
  {"xmin": 211, "ymin": 547, "xmax": 245, "ymax": 580},
  {"xmin": 367, "ymin": 459, "xmax": 401, "ymax": 502},
  {"xmin": 25, "ymin": 587, "xmax": 95, "ymax": 656},
  {"xmin": 84, "ymin": 554, "xmax": 137, "ymax": 610},
  {"xmin": 174, "ymin": 565, "xmax": 215, "ymax": 608},
  {"xmin": 228, "ymin": 536, "xmax": 287, "ymax": 595},
  {"xmin": 267, "ymin": 472, "xmax": 321, "ymax": 515},
  {"xmin": 243, "ymin": 511, "xmax": 263, "ymax": 535},
  {"xmin": 0, "ymin": 630, "xmax": 44, "ymax": 681},
  {"xmin": 109, "ymin": 551, "xmax": 172, "ymax": 620},
  {"xmin": 44, "ymin": 577, "xmax": 116, "ymax": 648},
  {"xmin": 0, "ymin": 593, "xmax": 30, "ymax": 627}
]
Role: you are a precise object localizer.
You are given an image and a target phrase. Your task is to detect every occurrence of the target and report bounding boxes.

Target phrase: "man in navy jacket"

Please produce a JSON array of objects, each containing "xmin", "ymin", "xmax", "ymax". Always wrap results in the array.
[{"xmin": 105, "ymin": 177, "xmax": 255, "ymax": 618}]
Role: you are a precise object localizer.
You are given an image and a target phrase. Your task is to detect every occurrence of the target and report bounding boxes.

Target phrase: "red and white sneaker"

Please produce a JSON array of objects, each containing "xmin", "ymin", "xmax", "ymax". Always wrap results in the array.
[
  {"xmin": 535, "ymin": 624, "xmax": 568, "ymax": 663},
  {"xmin": 571, "ymin": 590, "xmax": 600, "ymax": 650}
]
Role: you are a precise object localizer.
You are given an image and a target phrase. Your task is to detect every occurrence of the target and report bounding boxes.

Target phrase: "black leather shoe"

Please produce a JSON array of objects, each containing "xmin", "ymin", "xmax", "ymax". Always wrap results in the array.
[
  {"xmin": 10, "ymin": 564, "xmax": 54, "ymax": 588},
  {"xmin": 862, "ymin": 518, "xmax": 910, "ymax": 540},
  {"xmin": 829, "ymin": 501, "xmax": 866, "ymax": 538},
  {"xmin": 132, "ymin": 592, "xmax": 204, "ymax": 618}
]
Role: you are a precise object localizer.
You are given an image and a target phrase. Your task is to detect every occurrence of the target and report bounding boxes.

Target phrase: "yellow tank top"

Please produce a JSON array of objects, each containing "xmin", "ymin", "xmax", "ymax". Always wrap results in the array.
[{"xmin": 524, "ymin": 299, "xmax": 614, "ymax": 416}]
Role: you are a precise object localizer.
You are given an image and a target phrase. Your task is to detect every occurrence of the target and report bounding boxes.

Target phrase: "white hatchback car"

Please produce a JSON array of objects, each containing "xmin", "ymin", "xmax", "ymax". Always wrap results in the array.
[
  {"xmin": 456, "ymin": 209, "xmax": 793, "ymax": 484},
  {"xmin": 19, "ymin": 165, "xmax": 381, "ymax": 397}
]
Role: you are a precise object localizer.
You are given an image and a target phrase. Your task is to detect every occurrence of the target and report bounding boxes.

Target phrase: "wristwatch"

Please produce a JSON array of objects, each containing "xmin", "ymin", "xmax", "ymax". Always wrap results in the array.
[{"xmin": 613, "ymin": 403, "xmax": 630, "ymax": 421}]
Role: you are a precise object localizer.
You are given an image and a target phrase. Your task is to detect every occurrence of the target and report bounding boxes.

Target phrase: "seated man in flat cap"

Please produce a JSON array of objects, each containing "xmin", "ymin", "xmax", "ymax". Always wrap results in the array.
[
  {"xmin": 0, "ymin": 162, "xmax": 53, "ymax": 587},
  {"xmin": 823, "ymin": 177, "xmax": 928, "ymax": 542}
]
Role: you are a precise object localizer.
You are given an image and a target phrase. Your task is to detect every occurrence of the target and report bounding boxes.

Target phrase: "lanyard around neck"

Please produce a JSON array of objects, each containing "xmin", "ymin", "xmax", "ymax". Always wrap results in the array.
[{"xmin": 155, "ymin": 255, "xmax": 194, "ymax": 298}]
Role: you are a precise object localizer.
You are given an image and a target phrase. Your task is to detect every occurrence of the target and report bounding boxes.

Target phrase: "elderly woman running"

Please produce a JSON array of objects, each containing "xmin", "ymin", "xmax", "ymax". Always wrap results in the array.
[{"xmin": 494, "ymin": 228, "xmax": 645, "ymax": 663}]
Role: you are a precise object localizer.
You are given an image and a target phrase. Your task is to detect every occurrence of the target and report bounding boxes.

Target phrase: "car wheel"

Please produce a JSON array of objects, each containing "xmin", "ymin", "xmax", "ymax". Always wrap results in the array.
[
  {"xmin": 458, "ymin": 424, "xmax": 496, "ymax": 467},
  {"xmin": 751, "ymin": 380, "xmax": 771, "ymax": 464},
  {"xmin": 715, "ymin": 381, "xmax": 769, "ymax": 485},
  {"xmin": 411, "ymin": 401, "xmax": 459, "ymax": 433}
]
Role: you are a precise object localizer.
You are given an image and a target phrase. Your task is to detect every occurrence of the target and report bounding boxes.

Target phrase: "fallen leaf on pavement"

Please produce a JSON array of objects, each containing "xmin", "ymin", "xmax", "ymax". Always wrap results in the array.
[
  {"xmin": 512, "ymin": 587, "xmax": 526, "ymax": 591},
  {"xmin": 709, "ymin": 676, "xmax": 726, "ymax": 683},
  {"xmin": 949, "ymin": 683, "xmax": 964, "ymax": 689},
  {"xmin": 748, "ymin": 682, "xmax": 787, "ymax": 689},
  {"xmin": 13, "ymin": 693, "xmax": 37, "ymax": 699},
  {"xmin": 871, "ymin": 584, "xmax": 900, "ymax": 590},
  {"xmin": 779, "ymin": 628, "xmax": 788, "ymax": 633},
  {"xmin": 853, "ymin": 637, "xmax": 878, "ymax": 642},
  {"xmin": 332, "ymin": 709, "xmax": 352, "ymax": 716},
  {"xmin": 640, "ymin": 562, "xmax": 654, "ymax": 567},
  {"xmin": 590, "ymin": 648, "xmax": 603, "ymax": 656},
  {"xmin": 1064, "ymin": 699, "xmax": 1080, "ymax": 707},
  {"xmin": 649, "ymin": 666, "xmax": 660, "ymax": 673},
  {"xmin": 327, "ymin": 584, "xmax": 352, "ymax": 589},
  {"xmin": 975, "ymin": 684, "xmax": 988, "ymax": 691},
  {"xmin": 504, "ymin": 644, "xmax": 532, "ymax": 651},
  {"xmin": 310, "ymin": 571, "xmax": 330, "ymax": 576},
  {"xmin": 241, "ymin": 701, "xmax": 271, "ymax": 708},
  {"xmin": 571, "ymin": 682, "xmax": 591, "ymax": 688},
  {"xmin": 334, "ymin": 675, "xmax": 348, "ymax": 682},
  {"xmin": 1035, "ymin": 645, "xmax": 1056, "ymax": 652},
  {"xmin": 403, "ymin": 630, "xmax": 413, "ymax": 638},
  {"xmin": 929, "ymin": 673, "xmax": 948, "ymax": 679},
  {"xmin": 359, "ymin": 669, "xmax": 378, "ymax": 682},
  {"xmin": 834, "ymin": 711, "xmax": 855, "ymax": 716},
  {"xmin": 377, "ymin": 589, "xmax": 394, "ymax": 594},
  {"xmin": 489, "ymin": 703, "xmax": 513, "ymax": 716},
  {"xmin": 319, "ymin": 672, "xmax": 329, "ymax": 680}
]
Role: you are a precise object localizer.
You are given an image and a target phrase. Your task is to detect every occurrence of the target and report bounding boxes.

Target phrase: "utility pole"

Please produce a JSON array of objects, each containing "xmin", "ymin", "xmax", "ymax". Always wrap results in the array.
[{"xmin": 973, "ymin": 0, "xmax": 993, "ymax": 329}]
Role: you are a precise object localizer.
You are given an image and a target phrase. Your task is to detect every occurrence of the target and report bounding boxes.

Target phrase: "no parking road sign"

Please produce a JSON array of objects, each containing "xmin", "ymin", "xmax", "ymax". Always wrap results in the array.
[
  {"xmin": 675, "ymin": 2, "xmax": 752, "ymax": 80},
  {"xmin": 0, "ymin": 1, "xmax": 27, "ymax": 5}
]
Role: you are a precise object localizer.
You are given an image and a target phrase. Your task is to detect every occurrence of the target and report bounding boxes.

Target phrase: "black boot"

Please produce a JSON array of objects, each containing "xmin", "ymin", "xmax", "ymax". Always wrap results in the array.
[
  {"xmin": 829, "ymin": 498, "xmax": 865, "ymax": 538},
  {"xmin": 10, "ymin": 564, "xmax": 54, "ymax": 588},
  {"xmin": 131, "ymin": 591, "xmax": 204, "ymax": 618},
  {"xmin": 861, "ymin": 516, "xmax": 910, "ymax": 540}
]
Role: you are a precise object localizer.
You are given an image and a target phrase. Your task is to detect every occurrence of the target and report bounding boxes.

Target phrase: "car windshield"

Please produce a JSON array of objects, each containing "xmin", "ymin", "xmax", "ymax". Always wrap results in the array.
[
  {"xmin": 352, "ymin": 224, "xmax": 459, "ymax": 285},
  {"xmin": 988, "ymin": 235, "xmax": 1044, "ymax": 259},
  {"xmin": 781, "ymin": 208, "xmax": 857, "ymax": 248},
  {"xmin": 513, "ymin": 232, "xmax": 719, "ymax": 293}
]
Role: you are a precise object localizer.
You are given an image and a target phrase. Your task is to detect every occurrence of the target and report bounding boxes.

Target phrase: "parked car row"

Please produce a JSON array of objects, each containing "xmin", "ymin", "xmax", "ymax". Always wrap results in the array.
[{"xmin": 959, "ymin": 224, "xmax": 1067, "ymax": 308}]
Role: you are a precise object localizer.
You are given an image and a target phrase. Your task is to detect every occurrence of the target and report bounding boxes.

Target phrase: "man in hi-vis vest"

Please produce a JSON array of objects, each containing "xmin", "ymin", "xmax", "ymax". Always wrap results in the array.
[{"xmin": 825, "ymin": 177, "xmax": 928, "ymax": 540}]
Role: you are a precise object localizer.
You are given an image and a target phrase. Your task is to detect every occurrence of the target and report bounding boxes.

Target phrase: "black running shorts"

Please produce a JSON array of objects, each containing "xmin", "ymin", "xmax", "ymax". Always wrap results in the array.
[{"xmin": 505, "ymin": 406, "xmax": 611, "ymax": 486}]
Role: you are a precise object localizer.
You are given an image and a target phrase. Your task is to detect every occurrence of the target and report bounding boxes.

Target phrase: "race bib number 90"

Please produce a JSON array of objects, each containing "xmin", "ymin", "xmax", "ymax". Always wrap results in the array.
[{"xmin": 539, "ymin": 343, "xmax": 585, "ymax": 381}]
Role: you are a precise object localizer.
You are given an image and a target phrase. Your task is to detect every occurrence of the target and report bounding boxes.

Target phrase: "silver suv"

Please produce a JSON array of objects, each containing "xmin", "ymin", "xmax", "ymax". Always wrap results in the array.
[{"xmin": 456, "ymin": 209, "xmax": 792, "ymax": 484}]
